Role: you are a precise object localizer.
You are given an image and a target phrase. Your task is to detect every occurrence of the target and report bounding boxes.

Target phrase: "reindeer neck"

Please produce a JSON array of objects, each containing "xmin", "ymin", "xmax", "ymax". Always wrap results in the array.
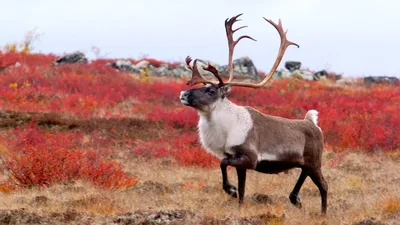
[{"xmin": 197, "ymin": 98, "xmax": 238, "ymax": 120}]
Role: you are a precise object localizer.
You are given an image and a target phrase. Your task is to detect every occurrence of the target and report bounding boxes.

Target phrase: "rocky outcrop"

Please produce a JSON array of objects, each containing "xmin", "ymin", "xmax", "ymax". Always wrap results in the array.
[
  {"xmin": 51, "ymin": 51, "xmax": 88, "ymax": 66},
  {"xmin": 106, "ymin": 56, "xmax": 261, "ymax": 81},
  {"xmin": 105, "ymin": 57, "xmax": 260, "ymax": 81},
  {"xmin": 43, "ymin": 51, "xmax": 400, "ymax": 85},
  {"xmin": 46, "ymin": 51, "xmax": 344, "ymax": 82},
  {"xmin": 106, "ymin": 60, "xmax": 140, "ymax": 73},
  {"xmin": 364, "ymin": 76, "xmax": 399, "ymax": 85},
  {"xmin": 107, "ymin": 56, "xmax": 341, "ymax": 81},
  {"xmin": 273, "ymin": 68, "xmax": 338, "ymax": 81}
]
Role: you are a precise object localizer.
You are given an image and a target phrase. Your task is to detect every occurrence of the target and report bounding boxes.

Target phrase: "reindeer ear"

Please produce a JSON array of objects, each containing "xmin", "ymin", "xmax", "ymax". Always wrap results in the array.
[{"xmin": 220, "ymin": 85, "xmax": 232, "ymax": 98}]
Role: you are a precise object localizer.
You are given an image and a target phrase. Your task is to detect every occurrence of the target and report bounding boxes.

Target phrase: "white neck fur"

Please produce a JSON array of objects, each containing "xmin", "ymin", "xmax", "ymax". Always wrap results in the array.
[{"xmin": 196, "ymin": 98, "xmax": 253, "ymax": 159}]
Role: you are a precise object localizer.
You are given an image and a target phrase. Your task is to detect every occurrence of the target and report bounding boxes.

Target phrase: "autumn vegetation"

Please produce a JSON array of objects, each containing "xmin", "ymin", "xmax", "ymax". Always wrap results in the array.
[{"xmin": 0, "ymin": 39, "xmax": 399, "ymax": 224}]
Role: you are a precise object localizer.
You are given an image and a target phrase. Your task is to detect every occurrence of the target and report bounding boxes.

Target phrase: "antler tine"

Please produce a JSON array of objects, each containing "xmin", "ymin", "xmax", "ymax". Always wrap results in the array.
[
  {"xmin": 185, "ymin": 56, "xmax": 219, "ymax": 86},
  {"xmin": 203, "ymin": 63, "xmax": 224, "ymax": 87},
  {"xmin": 185, "ymin": 56, "xmax": 193, "ymax": 68},
  {"xmin": 224, "ymin": 18, "xmax": 299, "ymax": 88},
  {"xmin": 225, "ymin": 13, "xmax": 257, "ymax": 83},
  {"xmin": 263, "ymin": 18, "xmax": 299, "ymax": 49}
]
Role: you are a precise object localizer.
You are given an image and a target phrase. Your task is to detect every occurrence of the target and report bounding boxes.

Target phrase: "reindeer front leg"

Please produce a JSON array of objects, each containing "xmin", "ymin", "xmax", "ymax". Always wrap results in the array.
[
  {"xmin": 221, "ymin": 153, "xmax": 255, "ymax": 204},
  {"xmin": 220, "ymin": 160, "xmax": 237, "ymax": 198}
]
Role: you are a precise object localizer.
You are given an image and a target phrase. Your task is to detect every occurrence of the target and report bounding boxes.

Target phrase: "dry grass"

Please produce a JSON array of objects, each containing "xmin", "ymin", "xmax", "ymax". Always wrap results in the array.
[{"xmin": 0, "ymin": 150, "xmax": 399, "ymax": 224}]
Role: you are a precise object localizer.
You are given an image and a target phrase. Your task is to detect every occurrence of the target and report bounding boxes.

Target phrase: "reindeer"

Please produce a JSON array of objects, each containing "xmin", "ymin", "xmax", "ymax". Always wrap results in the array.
[{"xmin": 179, "ymin": 14, "xmax": 328, "ymax": 214}]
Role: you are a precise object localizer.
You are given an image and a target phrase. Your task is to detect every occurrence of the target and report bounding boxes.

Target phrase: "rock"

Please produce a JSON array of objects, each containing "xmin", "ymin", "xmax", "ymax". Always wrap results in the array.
[
  {"xmin": 172, "ymin": 67, "xmax": 191, "ymax": 78},
  {"xmin": 106, "ymin": 60, "xmax": 140, "ymax": 73},
  {"xmin": 353, "ymin": 218, "xmax": 386, "ymax": 225},
  {"xmin": 364, "ymin": 76, "xmax": 399, "ymax": 85},
  {"xmin": 250, "ymin": 193, "xmax": 274, "ymax": 205},
  {"xmin": 153, "ymin": 64, "xmax": 171, "ymax": 76},
  {"xmin": 285, "ymin": 61, "xmax": 301, "ymax": 72},
  {"xmin": 106, "ymin": 210, "xmax": 195, "ymax": 225},
  {"xmin": 203, "ymin": 212, "xmax": 284, "ymax": 225},
  {"xmin": 233, "ymin": 56, "xmax": 258, "ymax": 76},
  {"xmin": 274, "ymin": 62, "xmax": 334, "ymax": 81},
  {"xmin": 219, "ymin": 56, "xmax": 260, "ymax": 81},
  {"xmin": 273, "ymin": 68, "xmax": 292, "ymax": 79},
  {"xmin": 292, "ymin": 69, "xmax": 314, "ymax": 81},
  {"xmin": 135, "ymin": 60, "xmax": 150, "ymax": 69},
  {"xmin": 51, "ymin": 51, "xmax": 88, "ymax": 66},
  {"xmin": 313, "ymin": 70, "xmax": 328, "ymax": 80},
  {"xmin": 0, "ymin": 209, "xmax": 52, "ymax": 225}
]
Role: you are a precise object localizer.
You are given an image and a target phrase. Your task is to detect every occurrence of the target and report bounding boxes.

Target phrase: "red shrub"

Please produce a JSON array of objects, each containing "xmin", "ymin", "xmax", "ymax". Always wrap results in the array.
[
  {"xmin": 1, "ymin": 121, "xmax": 138, "ymax": 189},
  {"xmin": 131, "ymin": 131, "xmax": 218, "ymax": 168},
  {"xmin": 1, "ymin": 52, "xmax": 399, "ymax": 165},
  {"xmin": 147, "ymin": 106, "xmax": 198, "ymax": 129}
]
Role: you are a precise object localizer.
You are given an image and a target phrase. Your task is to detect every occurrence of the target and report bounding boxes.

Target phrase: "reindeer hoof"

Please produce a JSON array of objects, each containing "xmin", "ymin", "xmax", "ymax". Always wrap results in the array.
[
  {"xmin": 223, "ymin": 184, "xmax": 237, "ymax": 198},
  {"xmin": 289, "ymin": 193, "xmax": 302, "ymax": 208}
]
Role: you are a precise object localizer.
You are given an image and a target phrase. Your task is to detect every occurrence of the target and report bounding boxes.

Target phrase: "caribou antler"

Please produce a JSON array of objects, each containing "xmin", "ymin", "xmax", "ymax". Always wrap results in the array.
[
  {"xmin": 185, "ymin": 56, "xmax": 219, "ymax": 86},
  {"xmin": 203, "ymin": 63, "xmax": 224, "ymax": 87},
  {"xmin": 223, "ymin": 18, "xmax": 299, "ymax": 88},
  {"xmin": 186, "ymin": 14, "xmax": 299, "ymax": 89},
  {"xmin": 225, "ymin": 13, "xmax": 257, "ymax": 82}
]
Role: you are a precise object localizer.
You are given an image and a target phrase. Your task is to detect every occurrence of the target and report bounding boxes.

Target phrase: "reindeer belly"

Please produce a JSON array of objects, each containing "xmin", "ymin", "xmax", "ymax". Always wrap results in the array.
[
  {"xmin": 255, "ymin": 160, "xmax": 301, "ymax": 174},
  {"xmin": 256, "ymin": 148, "xmax": 304, "ymax": 174}
]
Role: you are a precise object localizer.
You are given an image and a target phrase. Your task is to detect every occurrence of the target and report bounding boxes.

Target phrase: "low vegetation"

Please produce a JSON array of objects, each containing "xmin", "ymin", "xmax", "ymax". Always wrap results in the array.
[{"xmin": 0, "ymin": 50, "xmax": 399, "ymax": 224}]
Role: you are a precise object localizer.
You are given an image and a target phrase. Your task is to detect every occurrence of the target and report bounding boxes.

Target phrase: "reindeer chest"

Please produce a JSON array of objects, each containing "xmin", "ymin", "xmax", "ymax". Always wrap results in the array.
[
  {"xmin": 197, "ymin": 107, "xmax": 253, "ymax": 159},
  {"xmin": 198, "ymin": 121, "xmax": 226, "ymax": 153}
]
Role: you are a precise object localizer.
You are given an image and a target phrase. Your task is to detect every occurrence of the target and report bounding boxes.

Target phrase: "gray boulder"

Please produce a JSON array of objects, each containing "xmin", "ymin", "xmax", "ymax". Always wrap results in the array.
[
  {"xmin": 135, "ymin": 60, "xmax": 150, "ymax": 69},
  {"xmin": 292, "ymin": 69, "xmax": 314, "ymax": 81},
  {"xmin": 313, "ymin": 70, "xmax": 328, "ymax": 80},
  {"xmin": 219, "ymin": 56, "xmax": 260, "ymax": 81},
  {"xmin": 273, "ymin": 68, "xmax": 292, "ymax": 79},
  {"xmin": 285, "ymin": 61, "xmax": 301, "ymax": 72},
  {"xmin": 51, "ymin": 51, "xmax": 88, "ymax": 66},
  {"xmin": 147, "ymin": 63, "xmax": 191, "ymax": 78}
]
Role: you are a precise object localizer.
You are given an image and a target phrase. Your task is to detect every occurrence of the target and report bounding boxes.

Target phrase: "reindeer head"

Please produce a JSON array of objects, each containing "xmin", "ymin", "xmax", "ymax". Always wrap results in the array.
[
  {"xmin": 180, "ymin": 57, "xmax": 232, "ymax": 112},
  {"xmin": 180, "ymin": 13, "xmax": 299, "ymax": 112},
  {"xmin": 179, "ymin": 83, "xmax": 231, "ymax": 112}
]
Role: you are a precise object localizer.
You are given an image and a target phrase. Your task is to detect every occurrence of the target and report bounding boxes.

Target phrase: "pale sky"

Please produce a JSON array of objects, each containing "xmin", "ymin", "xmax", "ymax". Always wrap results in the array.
[{"xmin": 3, "ymin": 0, "xmax": 400, "ymax": 77}]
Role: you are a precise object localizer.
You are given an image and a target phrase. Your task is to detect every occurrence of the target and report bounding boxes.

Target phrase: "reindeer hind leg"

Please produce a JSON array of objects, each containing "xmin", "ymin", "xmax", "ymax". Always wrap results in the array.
[
  {"xmin": 308, "ymin": 168, "xmax": 328, "ymax": 214},
  {"xmin": 289, "ymin": 169, "xmax": 308, "ymax": 208}
]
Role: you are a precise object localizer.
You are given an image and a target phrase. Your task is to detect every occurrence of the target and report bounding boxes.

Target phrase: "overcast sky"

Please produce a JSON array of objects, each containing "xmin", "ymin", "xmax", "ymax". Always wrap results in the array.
[{"xmin": 2, "ymin": 0, "xmax": 400, "ymax": 77}]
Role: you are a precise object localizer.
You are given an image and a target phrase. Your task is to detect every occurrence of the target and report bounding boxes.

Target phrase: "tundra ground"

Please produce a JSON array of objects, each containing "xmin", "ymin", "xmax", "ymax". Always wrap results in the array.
[{"xmin": 1, "ymin": 145, "xmax": 399, "ymax": 224}]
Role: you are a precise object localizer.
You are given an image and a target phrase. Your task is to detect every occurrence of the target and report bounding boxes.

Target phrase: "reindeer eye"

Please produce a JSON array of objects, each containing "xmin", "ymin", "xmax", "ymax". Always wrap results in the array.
[{"xmin": 206, "ymin": 88, "xmax": 216, "ymax": 95}]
